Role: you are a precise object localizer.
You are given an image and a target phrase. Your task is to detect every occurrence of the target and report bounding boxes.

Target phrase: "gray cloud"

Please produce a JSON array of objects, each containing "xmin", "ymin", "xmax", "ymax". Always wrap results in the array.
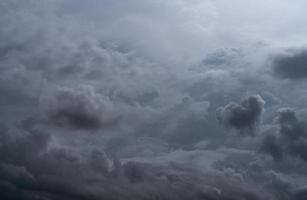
[
  {"xmin": 45, "ymin": 86, "xmax": 119, "ymax": 131},
  {"xmin": 1, "ymin": 1, "xmax": 307, "ymax": 199},
  {"xmin": 272, "ymin": 49, "xmax": 307, "ymax": 80},
  {"xmin": 217, "ymin": 95, "xmax": 265, "ymax": 136},
  {"xmin": 260, "ymin": 108, "xmax": 307, "ymax": 163},
  {"xmin": 0, "ymin": 122, "xmax": 268, "ymax": 200},
  {"xmin": 260, "ymin": 133, "xmax": 284, "ymax": 161},
  {"xmin": 293, "ymin": 187, "xmax": 307, "ymax": 200}
]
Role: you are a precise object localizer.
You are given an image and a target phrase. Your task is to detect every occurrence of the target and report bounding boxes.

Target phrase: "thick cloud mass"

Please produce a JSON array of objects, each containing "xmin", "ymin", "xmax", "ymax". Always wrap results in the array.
[
  {"xmin": 272, "ymin": 49, "xmax": 307, "ymax": 80},
  {"xmin": 45, "ymin": 86, "xmax": 118, "ymax": 131},
  {"xmin": 261, "ymin": 108, "xmax": 307, "ymax": 163},
  {"xmin": 217, "ymin": 95, "xmax": 265, "ymax": 135},
  {"xmin": 2, "ymin": 1, "xmax": 307, "ymax": 200},
  {"xmin": 0, "ymin": 125, "xmax": 268, "ymax": 200}
]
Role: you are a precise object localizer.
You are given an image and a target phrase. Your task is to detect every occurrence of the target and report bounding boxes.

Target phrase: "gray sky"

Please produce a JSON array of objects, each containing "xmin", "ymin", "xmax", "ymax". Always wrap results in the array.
[{"xmin": 1, "ymin": 1, "xmax": 307, "ymax": 199}]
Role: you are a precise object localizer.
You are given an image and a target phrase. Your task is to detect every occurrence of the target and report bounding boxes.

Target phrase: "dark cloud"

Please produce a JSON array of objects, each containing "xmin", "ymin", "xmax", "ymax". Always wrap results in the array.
[
  {"xmin": 260, "ymin": 108, "xmax": 307, "ymax": 163},
  {"xmin": 45, "ymin": 86, "xmax": 119, "ymax": 131},
  {"xmin": 271, "ymin": 49, "xmax": 307, "ymax": 80},
  {"xmin": 260, "ymin": 133, "xmax": 284, "ymax": 161},
  {"xmin": 216, "ymin": 95, "xmax": 265, "ymax": 135},
  {"xmin": 214, "ymin": 151, "xmax": 294, "ymax": 200},
  {"xmin": 293, "ymin": 187, "xmax": 307, "ymax": 200},
  {"xmin": 1, "ymin": 1, "xmax": 307, "ymax": 200},
  {"xmin": 0, "ymin": 123, "xmax": 268, "ymax": 200}
]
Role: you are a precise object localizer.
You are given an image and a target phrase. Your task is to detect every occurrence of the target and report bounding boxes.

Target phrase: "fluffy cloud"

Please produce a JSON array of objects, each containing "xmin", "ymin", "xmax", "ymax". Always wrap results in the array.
[
  {"xmin": 216, "ymin": 95, "xmax": 265, "ymax": 136},
  {"xmin": 45, "ymin": 86, "xmax": 118, "ymax": 131},
  {"xmin": 1, "ymin": 1, "xmax": 307, "ymax": 200}
]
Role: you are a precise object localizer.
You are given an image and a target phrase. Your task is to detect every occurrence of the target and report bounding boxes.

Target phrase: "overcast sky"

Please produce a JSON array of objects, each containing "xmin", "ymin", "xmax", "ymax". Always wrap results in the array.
[{"xmin": 1, "ymin": 1, "xmax": 307, "ymax": 199}]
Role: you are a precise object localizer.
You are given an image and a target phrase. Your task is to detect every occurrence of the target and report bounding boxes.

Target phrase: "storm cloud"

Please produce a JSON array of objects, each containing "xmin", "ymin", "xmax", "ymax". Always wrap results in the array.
[
  {"xmin": 272, "ymin": 49, "xmax": 307, "ymax": 80},
  {"xmin": 260, "ymin": 108, "xmax": 307, "ymax": 162},
  {"xmin": 0, "ymin": 123, "xmax": 268, "ymax": 200},
  {"xmin": 216, "ymin": 95, "xmax": 265, "ymax": 135},
  {"xmin": 1, "ymin": 0, "xmax": 307, "ymax": 200}
]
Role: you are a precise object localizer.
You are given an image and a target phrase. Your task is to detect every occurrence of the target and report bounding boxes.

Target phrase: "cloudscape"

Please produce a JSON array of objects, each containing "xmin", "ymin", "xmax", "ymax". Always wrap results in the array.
[{"xmin": 1, "ymin": 1, "xmax": 307, "ymax": 199}]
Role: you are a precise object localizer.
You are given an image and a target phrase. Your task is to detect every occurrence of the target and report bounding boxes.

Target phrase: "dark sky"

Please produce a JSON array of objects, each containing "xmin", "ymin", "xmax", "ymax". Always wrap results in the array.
[{"xmin": 1, "ymin": 1, "xmax": 307, "ymax": 199}]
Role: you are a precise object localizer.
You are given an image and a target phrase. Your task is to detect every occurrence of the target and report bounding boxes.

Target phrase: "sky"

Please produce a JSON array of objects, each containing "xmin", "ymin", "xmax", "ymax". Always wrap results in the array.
[{"xmin": 1, "ymin": 0, "xmax": 307, "ymax": 199}]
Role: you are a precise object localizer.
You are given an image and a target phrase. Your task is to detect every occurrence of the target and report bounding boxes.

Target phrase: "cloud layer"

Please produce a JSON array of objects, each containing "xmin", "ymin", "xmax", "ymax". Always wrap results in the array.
[{"xmin": 1, "ymin": 1, "xmax": 307, "ymax": 200}]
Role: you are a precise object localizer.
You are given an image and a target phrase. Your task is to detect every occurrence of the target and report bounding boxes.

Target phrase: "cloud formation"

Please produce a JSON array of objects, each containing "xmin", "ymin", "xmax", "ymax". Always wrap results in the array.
[
  {"xmin": 260, "ymin": 108, "xmax": 307, "ymax": 163},
  {"xmin": 272, "ymin": 49, "xmax": 307, "ymax": 80},
  {"xmin": 45, "ymin": 86, "xmax": 118, "ymax": 131},
  {"xmin": 0, "ymin": 123, "xmax": 268, "ymax": 200},
  {"xmin": 217, "ymin": 95, "xmax": 265, "ymax": 135},
  {"xmin": 1, "ymin": 1, "xmax": 307, "ymax": 199}
]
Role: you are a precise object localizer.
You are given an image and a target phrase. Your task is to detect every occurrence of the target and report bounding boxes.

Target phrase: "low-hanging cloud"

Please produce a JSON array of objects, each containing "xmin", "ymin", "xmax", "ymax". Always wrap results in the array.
[
  {"xmin": 216, "ymin": 95, "xmax": 265, "ymax": 136},
  {"xmin": 0, "ymin": 123, "xmax": 268, "ymax": 200}
]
